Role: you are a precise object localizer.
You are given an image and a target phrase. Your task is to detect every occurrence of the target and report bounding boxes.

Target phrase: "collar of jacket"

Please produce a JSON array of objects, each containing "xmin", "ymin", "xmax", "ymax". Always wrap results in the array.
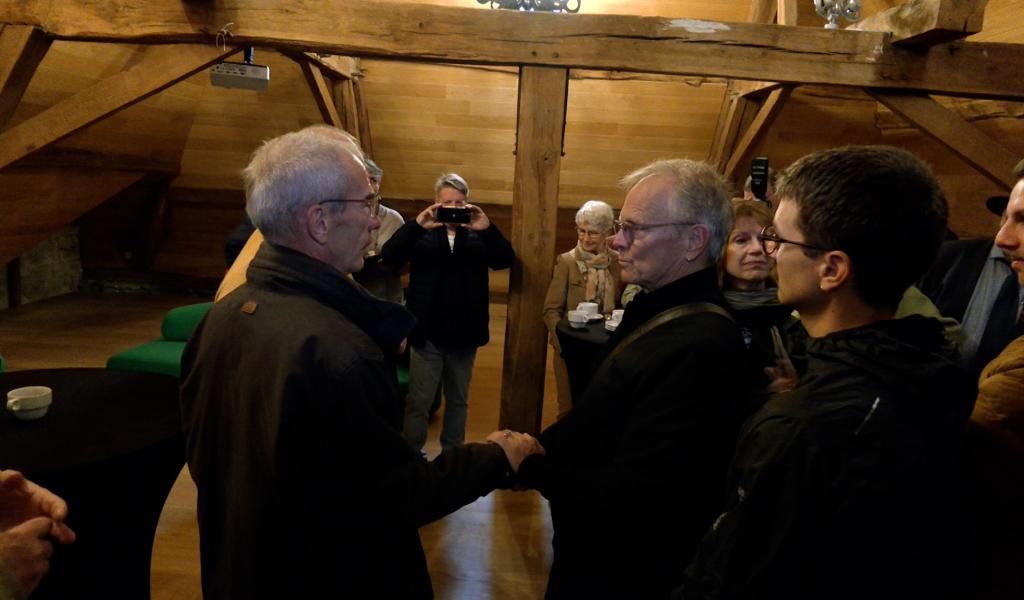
[
  {"xmin": 614, "ymin": 267, "xmax": 728, "ymax": 340},
  {"xmin": 246, "ymin": 242, "xmax": 416, "ymax": 355}
]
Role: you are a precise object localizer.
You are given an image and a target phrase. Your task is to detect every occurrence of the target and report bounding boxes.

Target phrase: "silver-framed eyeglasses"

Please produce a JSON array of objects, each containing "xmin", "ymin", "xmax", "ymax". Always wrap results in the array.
[
  {"xmin": 758, "ymin": 225, "xmax": 827, "ymax": 256},
  {"xmin": 319, "ymin": 193, "xmax": 380, "ymax": 215},
  {"xmin": 612, "ymin": 219, "xmax": 697, "ymax": 244}
]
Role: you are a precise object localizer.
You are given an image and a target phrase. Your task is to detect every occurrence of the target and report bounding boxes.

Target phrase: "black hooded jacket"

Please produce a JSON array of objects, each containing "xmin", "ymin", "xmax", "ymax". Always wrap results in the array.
[{"xmin": 679, "ymin": 316, "xmax": 977, "ymax": 600}]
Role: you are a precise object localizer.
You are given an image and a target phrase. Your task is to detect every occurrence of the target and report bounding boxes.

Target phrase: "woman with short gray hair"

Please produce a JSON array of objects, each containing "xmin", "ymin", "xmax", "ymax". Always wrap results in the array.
[{"xmin": 542, "ymin": 199, "xmax": 621, "ymax": 417}]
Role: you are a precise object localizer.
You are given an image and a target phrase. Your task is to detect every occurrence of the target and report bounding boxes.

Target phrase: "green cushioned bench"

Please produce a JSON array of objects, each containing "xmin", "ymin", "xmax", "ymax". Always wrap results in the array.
[{"xmin": 106, "ymin": 302, "xmax": 213, "ymax": 378}]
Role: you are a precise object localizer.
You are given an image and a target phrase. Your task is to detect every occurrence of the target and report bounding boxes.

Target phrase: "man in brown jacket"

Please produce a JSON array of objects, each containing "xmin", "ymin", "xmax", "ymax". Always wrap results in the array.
[{"xmin": 181, "ymin": 126, "xmax": 541, "ymax": 599}]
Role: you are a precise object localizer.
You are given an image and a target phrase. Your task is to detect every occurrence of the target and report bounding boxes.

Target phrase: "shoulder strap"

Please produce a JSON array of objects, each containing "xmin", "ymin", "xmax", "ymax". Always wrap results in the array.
[{"xmin": 596, "ymin": 302, "xmax": 734, "ymax": 373}]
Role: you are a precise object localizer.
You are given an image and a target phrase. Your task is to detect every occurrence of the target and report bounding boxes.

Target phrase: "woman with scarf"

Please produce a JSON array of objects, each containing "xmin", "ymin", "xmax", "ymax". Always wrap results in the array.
[
  {"xmin": 543, "ymin": 200, "xmax": 620, "ymax": 418},
  {"xmin": 722, "ymin": 199, "xmax": 797, "ymax": 396}
]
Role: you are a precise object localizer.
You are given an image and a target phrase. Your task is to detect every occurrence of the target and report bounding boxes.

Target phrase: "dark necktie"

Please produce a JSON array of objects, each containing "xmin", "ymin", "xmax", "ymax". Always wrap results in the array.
[{"xmin": 974, "ymin": 263, "xmax": 1023, "ymax": 373}]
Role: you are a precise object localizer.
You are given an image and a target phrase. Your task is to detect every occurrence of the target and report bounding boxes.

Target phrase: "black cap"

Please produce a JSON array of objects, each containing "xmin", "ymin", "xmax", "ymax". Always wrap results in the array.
[{"xmin": 987, "ymin": 195, "xmax": 1009, "ymax": 216}]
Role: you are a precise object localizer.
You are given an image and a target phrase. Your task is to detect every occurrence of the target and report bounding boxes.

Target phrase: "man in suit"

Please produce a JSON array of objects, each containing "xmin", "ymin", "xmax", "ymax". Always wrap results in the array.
[{"xmin": 920, "ymin": 191, "xmax": 1023, "ymax": 375}]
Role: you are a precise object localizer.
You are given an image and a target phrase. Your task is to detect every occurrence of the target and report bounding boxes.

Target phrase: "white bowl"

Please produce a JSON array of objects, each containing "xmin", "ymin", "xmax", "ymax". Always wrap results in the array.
[{"xmin": 10, "ymin": 405, "xmax": 50, "ymax": 420}]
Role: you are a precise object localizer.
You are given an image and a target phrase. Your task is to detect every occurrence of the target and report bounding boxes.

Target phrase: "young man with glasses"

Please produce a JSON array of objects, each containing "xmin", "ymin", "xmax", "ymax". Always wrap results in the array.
[
  {"xmin": 517, "ymin": 159, "xmax": 754, "ymax": 599},
  {"xmin": 181, "ymin": 129, "xmax": 541, "ymax": 599},
  {"xmin": 677, "ymin": 146, "xmax": 977, "ymax": 600}
]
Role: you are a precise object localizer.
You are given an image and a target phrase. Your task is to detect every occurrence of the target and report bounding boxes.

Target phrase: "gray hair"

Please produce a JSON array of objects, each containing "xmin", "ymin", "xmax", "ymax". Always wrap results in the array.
[
  {"xmin": 365, "ymin": 158, "xmax": 383, "ymax": 182},
  {"xmin": 619, "ymin": 159, "xmax": 733, "ymax": 262},
  {"xmin": 575, "ymin": 200, "xmax": 615, "ymax": 233},
  {"xmin": 243, "ymin": 128, "xmax": 361, "ymax": 244},
  {"xmin": 434, "ymin": 172, "xmax": 469, "ymax": 198}
]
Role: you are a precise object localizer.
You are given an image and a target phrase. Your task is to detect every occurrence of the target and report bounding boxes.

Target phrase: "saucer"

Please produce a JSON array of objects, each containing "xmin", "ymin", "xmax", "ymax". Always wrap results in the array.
[{"xmin": 587, "ymin": 314, "xmax": 604, "ymax": 321}]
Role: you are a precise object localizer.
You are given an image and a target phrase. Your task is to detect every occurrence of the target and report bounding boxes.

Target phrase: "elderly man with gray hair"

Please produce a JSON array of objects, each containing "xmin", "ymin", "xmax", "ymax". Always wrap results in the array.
[
  {"xmin": 181, "ymin": 128, "xmax": 540, "ymax": 600},
  {"xmin": 382, "ymin": 172, "xmax": 515, "ymax": 453},
  {"xmin": 517, "ymin": 159, "xmax": 755, "ymax": 599}
]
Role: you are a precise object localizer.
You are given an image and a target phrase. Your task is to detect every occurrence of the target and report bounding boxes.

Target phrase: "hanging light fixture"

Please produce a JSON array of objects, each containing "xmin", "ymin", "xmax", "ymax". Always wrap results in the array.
[
  {"xmin": 477, "ymin": 0, "xmax": 581, "ymax": 13},
  {"xmin": 813, "ymin": 0, "xmax": 861, "ymax": 29}
]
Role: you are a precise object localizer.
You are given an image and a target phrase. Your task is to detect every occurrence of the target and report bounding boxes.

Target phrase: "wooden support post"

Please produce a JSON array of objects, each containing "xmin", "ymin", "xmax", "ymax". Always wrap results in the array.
[
  {"xmin": 0, "ymin": 44, "xmax": 238, "ymax": 171},
  {"xmin": 0, "ymin": 25, "xmax": 51, "ymax": 130},
  {"xmin": 724, "ymin": 86, "xmax": 793, "ymax": 180},
  {"xmin": 296, "ymin": 59, "xmax": 343, "ymax": 128},
  {"xmin": 352, "ymin": 78, "xmax": 375, "ymax": 160},
  {"xmin": 777, "ymin": 0, "xmax": 800, "ymax": 25},
  {"xmin": 867, "ymin": 90, "xmax": 1019, "ymax": 189},
  {"xmin": 499, "ymin": 66, "xmax": 567, "ymax": 435},
  {"xmin": 332, "ymin": 78, "xmax": 360, "ymax": 138}
]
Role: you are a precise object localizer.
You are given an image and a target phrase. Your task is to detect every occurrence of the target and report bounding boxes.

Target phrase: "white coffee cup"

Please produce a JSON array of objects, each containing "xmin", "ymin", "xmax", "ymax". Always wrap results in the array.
[
  {"xmin": 611, "ymin": 309, "xmax": 624, "ymax": 323},
  {"xmin": 567, "ymin": 310, "xmax": 588, "ymax": 329},
  {"xmin": 6, "ymin": 386, "xmax": 53, "ymax": 420},
  {"xmin": 576, "ymin": 302, "xmax": 599, "ymax": 317}
]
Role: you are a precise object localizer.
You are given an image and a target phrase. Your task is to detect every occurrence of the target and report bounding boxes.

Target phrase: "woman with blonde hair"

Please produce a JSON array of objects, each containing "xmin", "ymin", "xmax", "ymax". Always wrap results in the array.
[
  {"xmin": 721, "ymin": 198, "xmax": 794, "ymax": 391},
  {"xmin": 543, "ymin": 200, "xmax": 620, "ymax": 417}
]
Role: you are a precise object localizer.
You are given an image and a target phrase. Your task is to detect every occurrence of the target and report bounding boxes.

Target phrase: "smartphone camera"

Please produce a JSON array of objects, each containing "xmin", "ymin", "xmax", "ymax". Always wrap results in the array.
[
  {"xmin": 750, "ymin": 157, "xmax": 770, "ymax": 204},
  {"xmin": 437, "ymin": 206, "xmax": 471, "ymax": 224}
]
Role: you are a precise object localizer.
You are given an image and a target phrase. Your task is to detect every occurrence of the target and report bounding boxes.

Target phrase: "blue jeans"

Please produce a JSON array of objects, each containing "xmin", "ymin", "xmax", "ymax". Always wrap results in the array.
[{"xmin": 403, "ymin": 340, "xmax": 477, "ymax": 451}]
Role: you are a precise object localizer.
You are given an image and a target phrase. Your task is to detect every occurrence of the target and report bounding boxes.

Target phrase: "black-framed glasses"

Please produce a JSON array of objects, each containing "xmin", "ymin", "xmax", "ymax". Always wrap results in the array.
[
  {"xmin": 612, "ymin": 219, "xmax": 696, "ymax": 244},
  {"xmin": 320, "ymin": 193, "xmax": 380, "ymax": 215},
  {"xmin": 758, "ymin": 225, "xmax": 827, "ymax": 256}
]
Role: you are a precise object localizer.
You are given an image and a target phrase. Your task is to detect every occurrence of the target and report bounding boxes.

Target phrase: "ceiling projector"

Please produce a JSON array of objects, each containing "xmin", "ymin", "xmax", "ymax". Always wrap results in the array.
[{"xmin": 210, "ymin": 48, "xmax": 269, "ymax": 91}]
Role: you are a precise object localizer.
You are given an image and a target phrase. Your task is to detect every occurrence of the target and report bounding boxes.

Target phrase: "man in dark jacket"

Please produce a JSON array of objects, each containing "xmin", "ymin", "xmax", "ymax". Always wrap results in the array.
[
  {"xmin": 517, "ymin": 159, "xmax": 754, "ymax": 599},
  {"xmin": 381, "ymin": 173, "xmax": 514, "ymax": 452},
  {"xmin": 919, "ymin": 194, "xmax": 1022, "ymax": 376},
  {"xmin": 180, "ymin": 127, "xmax": 541, "ymax": 600},
  {"xmin": 678, "ymin": 146, "xmax": 977, "ymax": 600}
]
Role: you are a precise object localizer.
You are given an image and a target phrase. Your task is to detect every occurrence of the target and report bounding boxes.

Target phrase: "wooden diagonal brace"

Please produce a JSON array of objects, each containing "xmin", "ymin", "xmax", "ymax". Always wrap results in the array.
[
  {"xmin": 0, "ymin": 25, "xmax": 51, "ymax": 129},
  {"xmin": 0, "ymin": 43, "xmax": 238, "ymax": 172}
]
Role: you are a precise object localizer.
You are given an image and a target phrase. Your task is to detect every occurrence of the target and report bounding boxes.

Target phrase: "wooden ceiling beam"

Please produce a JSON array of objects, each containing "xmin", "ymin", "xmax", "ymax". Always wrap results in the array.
[
  {"xmin": 875, "ymin": 98, "xmax": 1024, "ymax": 129},
  {"xmin": 850, "ymin": 0, "xmax": 989, "ymax": 47},
  {"xmin": 867, "ymin": 89, "xmax": 1018, "ymax": 189},
  {"xmin": 724, "ymin": 86, "xmax": 794, "ymax": 180},
  {"xmin": 0, "ymin": 44, "xmax": 238, "ymax": 172},
  {"xmin": 0, "ymin": 25, "xmax": 51, "ymax": 130},
  {"xmin": 2, "ymin": 1, "xmax": 1021, "ymax": 100}
]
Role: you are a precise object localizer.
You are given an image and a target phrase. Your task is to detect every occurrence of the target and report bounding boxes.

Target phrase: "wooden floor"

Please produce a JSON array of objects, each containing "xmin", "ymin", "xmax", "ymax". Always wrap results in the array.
[{"xmin": 0, "ymin": 292, "xmax": 560, "ymax": 599}]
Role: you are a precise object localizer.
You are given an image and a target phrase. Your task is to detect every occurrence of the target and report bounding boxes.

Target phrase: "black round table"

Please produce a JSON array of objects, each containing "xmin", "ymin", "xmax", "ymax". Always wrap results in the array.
[
  {"xmin": 0, "ymin": 368, "xmax": 184, "ymax": 600},
  {"xmin": 555, "ymin": 317, "xmax": 614, "ymax": 406}
]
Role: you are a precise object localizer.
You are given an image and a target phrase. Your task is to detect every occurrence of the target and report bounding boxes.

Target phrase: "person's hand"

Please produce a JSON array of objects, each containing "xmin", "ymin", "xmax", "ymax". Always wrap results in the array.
[
  {"xmin": 486, "ymin": 430, "xmax": 544, "ymax": 472},
  {"xmin": 0, "ymin": 517, "xmax": 57, "ymax": 596},
  {"xmin": 466, "ymin": 204, "xmax": 491, "ymax": 231},
  {"xmin": 415, "ymin": 203, "xmax": 444, "ymax": 230},
  {"xmin": 764, "ymin": 357, "xmax": 799, "ymax": 394},
  {"xmin": 0, "ymin": 471, "xmax": 75, "ymax": 544}
]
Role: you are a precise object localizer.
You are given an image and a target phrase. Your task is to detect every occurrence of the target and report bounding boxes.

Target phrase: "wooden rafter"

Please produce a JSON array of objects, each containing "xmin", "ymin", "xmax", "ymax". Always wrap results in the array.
[
  {"xmin": 850, "ymin": 0, "xmax": 989, "ymax": 47},
  {"xmin": 0, "ymin": 44, "xmax": 238, "ymax": 171},
  {"xmin": 332, "ymin": 78, "xmax": 360, "ymax": 139},
  {"xmin": 500, "ymin": 65, "xmax": 568, "ymax": 435},
  {"xmin": 1, "ymin": 0, "xmax": 1019, "ymax": 100},
  {"xmin": 876, "ymin": 98, "xmax": 1024, "ymax": 129},
  {"xmin": 866, "ymin": 90, "xmax": 1019, "ymax": 189},
  {"xmin": 724, "ymin": 87, "xmax": 794, "ymax": 180},
  {"xmin": 293, "ymin": 57, "xmax": 343, "ymax": 128},
  {"xmin": 0, "ymin": 25, "xmax": 51, "ymax": 129}
]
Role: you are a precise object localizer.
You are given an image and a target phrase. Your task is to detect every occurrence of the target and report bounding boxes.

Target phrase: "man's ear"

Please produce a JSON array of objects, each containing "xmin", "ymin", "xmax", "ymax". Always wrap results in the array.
[
  {"xmin": 683, "ymin": 224, "xmax": 712, "ymax": 262},
  {"xmin": 818, "ymin": 249, "xmax": 852, "ymax": 292},
  {"xmin": 305, "ymin": 203, "xmax": 330, "ymax": 246}
]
